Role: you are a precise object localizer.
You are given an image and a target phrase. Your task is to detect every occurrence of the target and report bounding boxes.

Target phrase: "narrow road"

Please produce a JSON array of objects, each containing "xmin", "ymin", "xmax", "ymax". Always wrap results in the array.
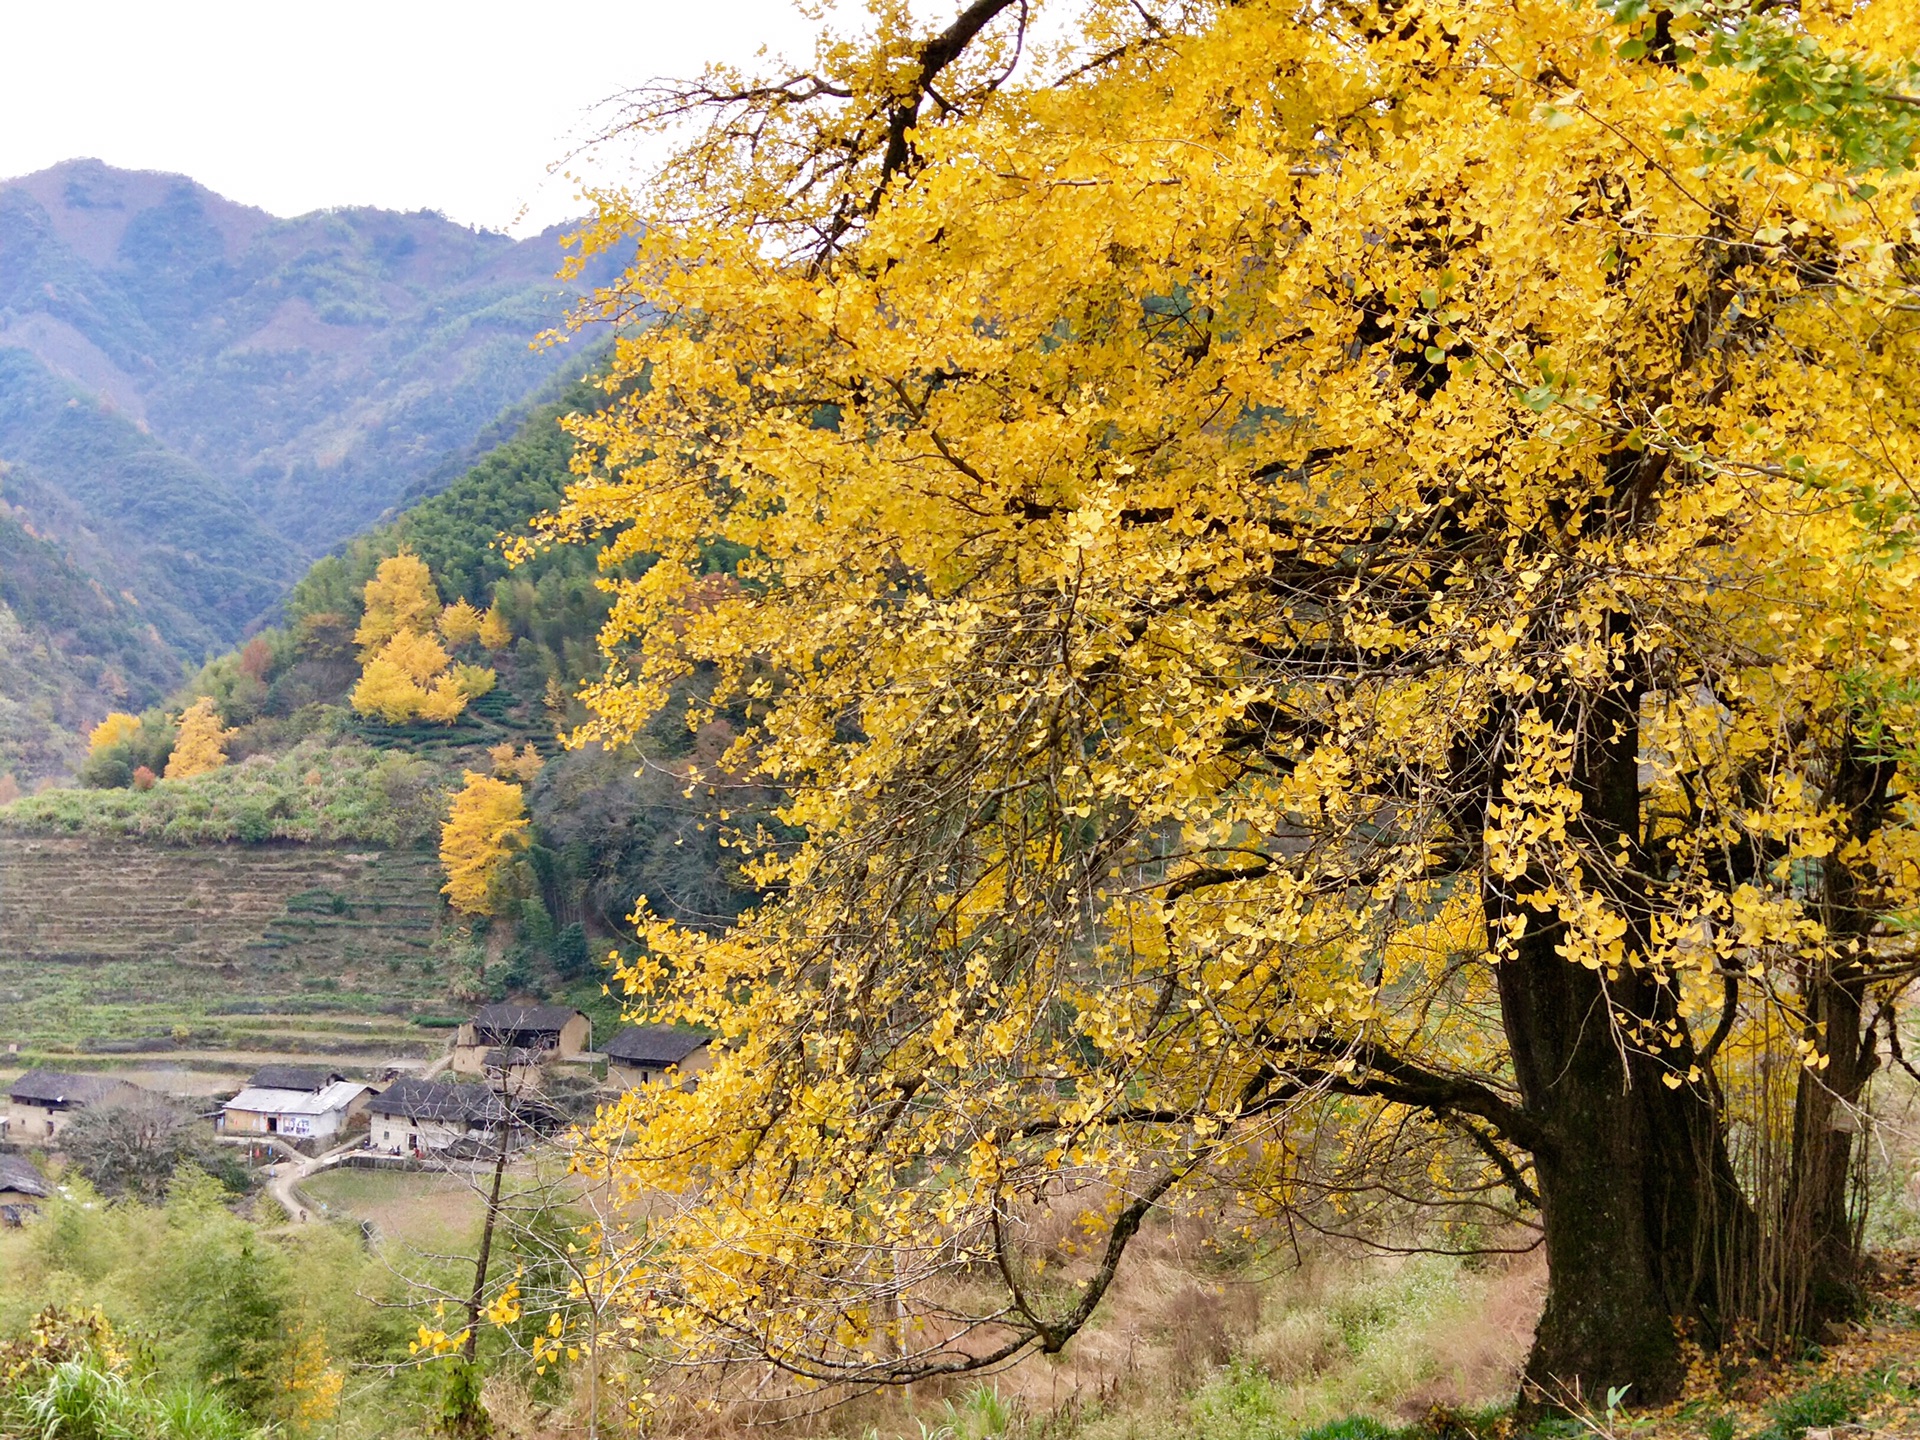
[{"xmin": 216, "ymin": 1133, "xmax": 363, "ymax": 1223}]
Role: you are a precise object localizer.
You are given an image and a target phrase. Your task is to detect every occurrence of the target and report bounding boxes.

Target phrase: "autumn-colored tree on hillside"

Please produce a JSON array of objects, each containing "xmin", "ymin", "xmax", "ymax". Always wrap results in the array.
[
  {"xmin": 354, "ymin": 550, "xmax": 442, "ymax": 651},
  {"xmin": 238, "ymin": 635, "xmax": 274, "ymax": 684},
  {"xmin": 349, "ymin": 554, "xmax": 494, "ymax": 725},
  {"xmin": 441, "ymin": 772, "xmax": 530, "ymax": 916},
  {"xmin": 487, "ymin": 742, "xmax": 544, "ymax": 785},
  {"xmin": 546, "ymin": 0, "xmax": 1920, "ymax": 1410},
  {"xmin": 88, "ymin": 712, "xmax": 142, "ymax": 755},
  {"xmin": 440, "ymin": 600, "xmax": 484, "ymax": 649},
  {"xmin": 164, "ymin": 698, "xmax": 231, "ymax": 781},
  {"xmin": 477, "ymin": 604, "xmax": 512, "ymax": 651}
]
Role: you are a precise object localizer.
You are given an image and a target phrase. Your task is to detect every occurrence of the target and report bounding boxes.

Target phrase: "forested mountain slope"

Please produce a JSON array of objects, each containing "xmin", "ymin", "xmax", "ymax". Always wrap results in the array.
[
  {"xmin": 0, "ymin": 159, "xmax": 624, "ymax": 778},
  {"xmin": 2, "ymin": 378, "xmax": 763, "ymax": 1018}
]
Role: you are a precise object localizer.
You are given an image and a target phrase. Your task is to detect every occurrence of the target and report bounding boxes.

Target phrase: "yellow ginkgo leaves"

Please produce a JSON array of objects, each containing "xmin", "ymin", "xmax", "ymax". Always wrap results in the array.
[
  {"xmin": 348, "ymin": 551, "xmax": 495, "ymax": 725},
  {"xmin": 163, "ymin": 698, "xmax": 231, "ymax": 780},
  {"xmin": 440, "ymin": 771, "xmax": 529, "ymax": 916},
  {"xmin": 544, "ymin": 0, "xmax": 1920, "ymax": 1404}
]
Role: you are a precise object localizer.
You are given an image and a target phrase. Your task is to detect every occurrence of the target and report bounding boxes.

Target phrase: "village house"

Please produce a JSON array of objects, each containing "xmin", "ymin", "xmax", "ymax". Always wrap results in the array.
[
  {"xmin": 366, "ymin": 1077, "xmax": 506, "ymax": 1157},
  {"xmin": 476, "ymin": 1046, "xmax": 546, "ymax": 1095},
  {"xmin": 246, "ymin": 1064, "xmax": 344, "ymax": 1092},
  {"xmin": 604, "ymin": 1025, "xmax": 712, "ymax": 1091},
  {"xmin": 5, "ymin": 1070, "xmax": 141, "ymax": 1146},
  {"xmin": 0, "ymin": 1153, "xmax": 49, "ymax": 1226},
  {"xmin": 451, "ymin": 1004, "xmax": 591, "ymax": 1079},
  {"xmin": 220, "ymin": 1076, "xmax": 373, "ymax": 1144}
]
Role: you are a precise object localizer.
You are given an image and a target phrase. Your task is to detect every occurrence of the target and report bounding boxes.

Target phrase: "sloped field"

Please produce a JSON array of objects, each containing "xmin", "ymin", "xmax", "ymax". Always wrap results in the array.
[{"xmin": 0, "ymin": 834, "xmax": 456, "ymax": 1064}]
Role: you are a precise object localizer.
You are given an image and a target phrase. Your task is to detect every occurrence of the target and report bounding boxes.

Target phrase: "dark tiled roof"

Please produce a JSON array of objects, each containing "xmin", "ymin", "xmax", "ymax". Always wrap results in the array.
[
  {"xmin": 605, "ymin": 1025, "xmax": 709, "ymax": 1067},
  {"xmin": 247, "ymin": 1065, "xmax": 342, "ymax": 1092},
  {"xmin": 367, "ymin": 1077, "xmax": 504, "ymax": 1125},
  {"xmin": 0, "ymin": 1154, "xmax": 48, "ymax": 1198},
  {"xmin": 7, "ymin": 1070, "xmax": 131, "ymax": 1107},
  {"xmin": 470, "ymin": 1004, "xmax": 584, "ymax": 1040}
]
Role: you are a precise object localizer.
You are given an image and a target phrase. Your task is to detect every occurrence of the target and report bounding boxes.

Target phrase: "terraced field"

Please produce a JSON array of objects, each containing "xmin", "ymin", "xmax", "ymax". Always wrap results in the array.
[{"xmin": 0, "ymin": 834, "xmax": 463, "ymax": 1067}]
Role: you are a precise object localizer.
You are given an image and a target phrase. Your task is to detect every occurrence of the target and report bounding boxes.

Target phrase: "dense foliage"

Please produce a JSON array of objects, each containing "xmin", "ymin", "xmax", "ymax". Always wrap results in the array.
[
  {"xmin": 0, "ymin": 1171, "xmax": 451, "ymax": 1438},
  {"xmin": 547, "ymin": 0, "xmax": 1920, "ymax": 1411},
  {"xmin": 0, "ymin": 737, "xmax": 445, "ymax": 844}
]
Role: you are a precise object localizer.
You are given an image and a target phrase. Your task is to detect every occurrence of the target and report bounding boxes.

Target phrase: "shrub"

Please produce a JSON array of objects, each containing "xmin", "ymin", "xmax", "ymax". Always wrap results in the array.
[
  {"xmin": 20, "ymin": 1359, "xmax": 134, "ymax": 1440},
  {"xmin": 1760, "ymin": 1380, "xmax": 1861, "ymax": 1440},
  {"xmin": 1300, "ymin": 1419, "xmax": 1400, "ymax": 1440},
  {"xmin": 0, "ymin": 738, "xmax": 445, "ymax": 844},
  {"xmin": 553, "ymin": 922, "xmax": 590, "ymax": 978}
]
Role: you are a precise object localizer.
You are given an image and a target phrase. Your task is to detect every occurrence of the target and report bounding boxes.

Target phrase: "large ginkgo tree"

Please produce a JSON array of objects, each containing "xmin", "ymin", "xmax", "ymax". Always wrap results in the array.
[{"xmin": 541, "ymin": 0, "xmax": 1920, "ymax": 1406}]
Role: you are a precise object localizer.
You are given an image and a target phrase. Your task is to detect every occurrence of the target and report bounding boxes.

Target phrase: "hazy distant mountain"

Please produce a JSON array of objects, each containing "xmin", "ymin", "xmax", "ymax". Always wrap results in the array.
[{"xmin": 0, "ymin": 159, "xmax": 622, "ymax": 780}]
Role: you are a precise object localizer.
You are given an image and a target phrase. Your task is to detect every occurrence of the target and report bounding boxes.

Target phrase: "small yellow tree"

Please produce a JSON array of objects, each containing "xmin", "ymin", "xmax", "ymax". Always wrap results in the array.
[
  {"xmin": 488, "ymin": 742, "xmax": 544, "ymax": 784},
  {"xmin": 440, "ymin": 773, "xmax": 529, "ymax": 915},
  {"xmin": 350, "ymin": 656, "xmax": 427, "ymax": 724},
  {"xmin": 378, "ymin": 629, "xmax": 453, "ymax": 685},
  {"xmin": 416, "ymin": 674, "xmax": 471, "ymax": 724},
  {"xmin": 349, "ymin": 564, "xmax": 494, "ymax": 725},
  {"xmin": 451, "ymin": 664, "xmax": 495, "ymax": 701},
  {"xmin": 439, "ymin": 599, "xmax": 484, "ymax": 648},
  {"xmin": 354, "ymin": 550, "xmax": 441, "ymax": 650},
  {"xmin": 88, "ymin": 712, "xmax": 142, "ymax": 754},
  {"xmin": 163, "ymin": 698, "xmax": 230, "ymax": 780},
  {"xmin": 477, "ymin": 604, "xmax": 512, "ymax": 650}
]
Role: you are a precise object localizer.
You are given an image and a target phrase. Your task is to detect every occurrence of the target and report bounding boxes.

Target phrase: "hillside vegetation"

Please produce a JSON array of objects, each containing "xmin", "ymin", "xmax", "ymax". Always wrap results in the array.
[
  {"xmin": 0, "ymin": 833, "xmax": 450, "ymax": 1062},
  {"xmin": 0, "ymin": 372, "xmax": 760, "ymax": 1045},
  {"xmin": 0, "ymin": 159, "xmax": 624, "ymax": 781}
]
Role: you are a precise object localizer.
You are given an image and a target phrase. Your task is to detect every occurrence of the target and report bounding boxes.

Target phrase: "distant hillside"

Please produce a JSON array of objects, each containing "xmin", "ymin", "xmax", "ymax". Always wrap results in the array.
[
  {"xmin": 0, "ymin": 159, "xmax": 625, "ymax": 780},
  {"xmin": 3, "ymin": 381, "xmax": 767, "ymax": 1012}
]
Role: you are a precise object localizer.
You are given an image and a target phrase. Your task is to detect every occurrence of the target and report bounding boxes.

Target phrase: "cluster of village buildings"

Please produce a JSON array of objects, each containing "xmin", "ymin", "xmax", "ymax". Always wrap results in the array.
[{"xmin": 0, "ymin": 1005, "xmax": 710, "ymax": 1218}]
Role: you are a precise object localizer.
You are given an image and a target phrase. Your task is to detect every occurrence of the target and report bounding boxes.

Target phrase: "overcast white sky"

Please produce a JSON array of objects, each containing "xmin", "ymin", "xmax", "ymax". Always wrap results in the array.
[{"xmin": 0, "ymin": 0, "xmax": 818, "ymax": 234}]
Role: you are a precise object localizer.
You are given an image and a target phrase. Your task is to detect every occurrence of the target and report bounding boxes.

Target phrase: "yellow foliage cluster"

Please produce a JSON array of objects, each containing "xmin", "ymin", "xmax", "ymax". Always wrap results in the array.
[
  {"xmin": 439, "ymin": 599, "xmax": 484, "ymax": 648},
  {"xmin": 439, "ymin": 771, "xmax": 529, "ymax": 915},
  {"xmin": 354, "ymin": 550, "xmax": 441, "ymax": 650},
  {"xmin": 88, "ymin": 712, "xmax": 141, "ymax": 755},
  {"xmin": 348, "ymin": 552, "xmax": 495, "ymax": 724},
  {"xmin": 163, "ymin": 698, "xmax": 230, "ymax": 780},
  {"xmin": 542, "ymin": 0, "xmax": 1920, "ymax": 1399},
  {"xmin": 487, "ymin": 741, "xmax": 544, "ymax": 784},
  {"xmin": 277, "ymin": 1320, "xmax": 343, "ymax": 1436},
  {"xmin": 478, "ymin": 603, "xmax": 512, "ymax": 650}
]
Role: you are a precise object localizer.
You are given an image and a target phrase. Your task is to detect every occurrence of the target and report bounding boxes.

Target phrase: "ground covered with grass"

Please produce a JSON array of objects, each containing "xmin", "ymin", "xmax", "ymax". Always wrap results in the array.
[
  {"xmin": 0, "ymin": 737, "xmax": 446, "ymax": 845},
  {"xmin": 779, "ymin": 1232, "xmax": 1920, "ymax": 1440}
]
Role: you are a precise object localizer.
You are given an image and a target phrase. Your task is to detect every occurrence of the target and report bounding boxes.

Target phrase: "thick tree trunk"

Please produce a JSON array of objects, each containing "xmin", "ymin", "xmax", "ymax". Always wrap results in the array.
[
  {"xmin": 1497, "ymin": 932, "xmax": 1751, "ymax": 1406},
  {"xmin": 1498, "ymin": 942, "xmax": 1679, "ymax": 1401},
  {"xmin": 1782, "ymin": 737, "xmax": 1894, "ymax": 1333},
  {"xmin": 1488, "ymin": 638, "xmax": 1753, "ymax": 1408}
]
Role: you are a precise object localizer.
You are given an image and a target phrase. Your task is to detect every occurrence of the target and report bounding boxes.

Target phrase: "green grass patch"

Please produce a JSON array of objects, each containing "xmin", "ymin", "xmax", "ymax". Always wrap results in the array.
[{"xmin": 0, "ymin": 737, "xmax": 448, "ymax": 845}]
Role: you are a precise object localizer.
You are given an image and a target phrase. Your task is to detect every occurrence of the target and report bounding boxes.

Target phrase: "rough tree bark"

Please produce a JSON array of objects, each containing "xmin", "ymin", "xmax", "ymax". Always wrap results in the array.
[
  {"xmin": 1487, "ymin": 619, "xmax": 1755, "ymax": 1404},
  {"xmin": 1785, "ymin": 736, "xmax": 1895, "ymax": 1331}
]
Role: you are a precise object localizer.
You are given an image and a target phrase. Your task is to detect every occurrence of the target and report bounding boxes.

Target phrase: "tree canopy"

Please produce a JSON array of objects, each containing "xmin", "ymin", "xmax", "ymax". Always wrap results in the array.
[
  {"xmin": 163, "ymin": 699, "xmax": 230, "ymax": 782},
  {"xmin": 349, "ymin": 551, "xmax": 494, "ymax": 725},
  {"xmin": 441, "ymin": 772, "xmax": 531, "ymax": 917},
  {"xmin": 547, "ymin": 0, "xmax": 1920, "ymax": 1409}
]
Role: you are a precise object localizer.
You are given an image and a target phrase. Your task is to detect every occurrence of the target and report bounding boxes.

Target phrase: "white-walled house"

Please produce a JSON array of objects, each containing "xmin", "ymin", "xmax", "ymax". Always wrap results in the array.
[
  {"xmin": 366, "ymin": 1078, "xmax": 506, "ymax": 1156},
  {"xmin": 220, "ymin": 1079, "xmax": 373, "ymax": 1143}
]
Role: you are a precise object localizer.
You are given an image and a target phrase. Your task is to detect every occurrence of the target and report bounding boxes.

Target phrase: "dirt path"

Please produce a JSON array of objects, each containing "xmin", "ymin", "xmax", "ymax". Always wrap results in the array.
[{"xmin": 216, "ymin": 1133, "xmax": 364, "ymax": 1223}]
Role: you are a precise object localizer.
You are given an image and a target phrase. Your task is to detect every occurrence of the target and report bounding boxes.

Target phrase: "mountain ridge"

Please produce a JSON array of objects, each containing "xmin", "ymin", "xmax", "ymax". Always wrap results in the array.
[{"xmin": 0, "ymin": 159, "xmax": 623, "ymax": 782}]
